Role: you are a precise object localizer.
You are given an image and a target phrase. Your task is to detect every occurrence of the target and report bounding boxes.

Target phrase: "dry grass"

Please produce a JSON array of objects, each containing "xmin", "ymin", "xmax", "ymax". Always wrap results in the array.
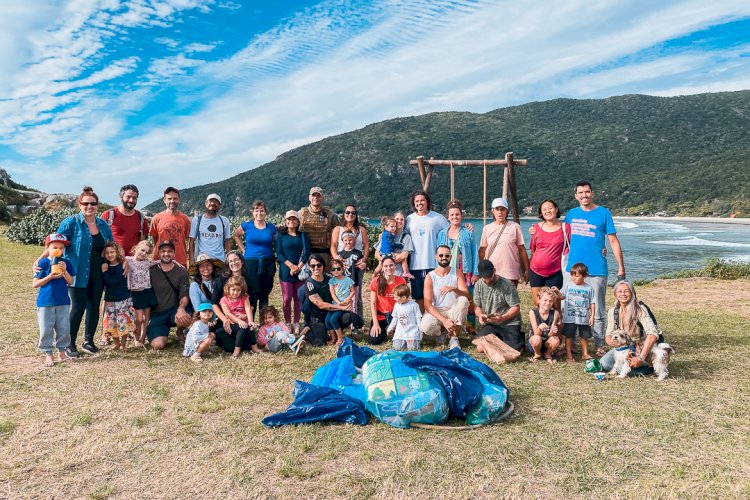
[{"xmin": 1, "ymin": 237, "xmax": 750, "ymax": 499}]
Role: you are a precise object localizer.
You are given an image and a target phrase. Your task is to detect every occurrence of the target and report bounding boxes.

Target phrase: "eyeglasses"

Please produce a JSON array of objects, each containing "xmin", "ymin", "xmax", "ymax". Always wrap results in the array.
[
  {"xmin": 437, "ymin": 254, "xmax": 451, "ymax": 258},
  {"xmin": 331, "ymin": 267, "xmax": 343, "ymax": 271},
  {"xmin": 309, "ymin": 263, "xmax": 323, "ymax": 268},
  {"xmin": 80, "ymin": 202, "xmax": 98, "ymax": 206},
  {"xmin": 344, "ymin": 210, "xmax": 357, "ymax": 215}
]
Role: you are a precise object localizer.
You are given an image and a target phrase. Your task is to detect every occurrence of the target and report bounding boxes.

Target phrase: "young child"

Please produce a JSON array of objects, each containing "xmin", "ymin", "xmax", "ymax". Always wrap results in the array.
[
  {"xmin": 183, "ymin": 302, "xmax": 216, "ymax": 362},
  {"xmin": 376, "ymin": 217, "xmax": 412, "ymax": 278},
  {"xmin": 338, "ymin": 231, "xmax": 364, "ymax": 313},
  {"xmin": 527, "ymin": 286, "xmax": 561, "ymax": 363},
  {"xmin": 101, "ymin": 241, "xmax": 136, "ymax": 352},
  {"xmin": 33, "ymin": 234, "xmax": 76, "ymax": 367},
  {"xmin": 552, "ymin": 262, "xmax": 595, "ymax": 363},
  {"xmin": 125, "ymin": 240, "xmax": 159, "ymax": 347},
  {"xmin": 387, "ymin": 284, "xmax": 422, "ymax": 351},
  {"xmin": 258, "ymin": 305, "xmax": 305, "ymax": 355},
  {"xmin": 219, "ymin": 276, "xmax": 260, "ymax": 358},
  {"xmin": 326, "ymin": 259, "xmax": 356, "ymax": 345}
]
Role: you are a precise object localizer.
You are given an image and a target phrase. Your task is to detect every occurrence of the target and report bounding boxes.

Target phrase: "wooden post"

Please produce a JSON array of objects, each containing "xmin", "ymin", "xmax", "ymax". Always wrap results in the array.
[
  {"xmin": 506, "ymin": 152, "xmax": 521, "ymax": 223},
  {"xmin": 502, "ymin": 166, "xmax": 509, "ymax": 200},
  {"xmin": 450, "ymin": 161, "xmax": 455, "ymax": 200},
  {"xmin": 483, "ymin": 160, "xmax": 487, "ymax": 228},
  {"xmin": 423, "ymin": 156, "xmax": 435, "ymax": 195},
  {"xmin": 416, "ymin": 156, "xmax": 426, "ymax": 190}
]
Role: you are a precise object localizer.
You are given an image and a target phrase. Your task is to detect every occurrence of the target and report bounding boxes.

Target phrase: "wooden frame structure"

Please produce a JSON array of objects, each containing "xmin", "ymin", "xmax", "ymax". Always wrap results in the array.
[{"xmin": 409, "ymin": 153, "xmax": 529, "ymax": 224}]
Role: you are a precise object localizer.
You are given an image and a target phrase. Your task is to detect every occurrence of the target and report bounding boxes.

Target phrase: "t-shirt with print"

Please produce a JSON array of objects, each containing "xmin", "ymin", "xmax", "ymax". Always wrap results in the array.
[
  {"xmin": 329, "ymin": 275, "xmax": 355, "ymax": 303},
  {"xmin": 125, "ymin": 257, "xmax": 154, "ymax": 291},
  {"xmin": 479, "ymin": 221, "xmax": 525, "ymax": 281},
  {"xmin": 339, "ymin": 248, "xmax": 364, "ymax": 286},
  {"xmin": 149, "ymin": 211, "xmax": 192, "ymax": 266},
  {"xmin": 241, "ymin": 222, "xmax": 277, "ymax": 259},
  {"xmin": 306, "ymin": 275, "xmax": 333, "ymax": 321},
  {"xmin": 560, "ymin": 282, "xmax": 594, "ymax": 325},
  {"xmin": 566, "ymin": 206, "xmax": 616, "ymax": 277},
  {"xmin": 369, "ymin": 276, "xmax": 407, "ymax": 322},
  {"xmin": 190, "ymin": 214, "xmax": 230, "ymax": 261},
  {"xmin": 101, "ymin": 207, "xmax": 149, "ymax": 257},
  {"xmin": 405, "ymin": 211, "xmax": 449, "ymax": 270},
  {"xmin": 472, "ymin": 276, "xmax": 520, "ymax": 326},
  {"xmin": 388, "ymin": 300, "xmax": 422, "ymax": 341},
  {"xmin": 35, "ymin": 258, "xmax": 76, "ymax": 307}
]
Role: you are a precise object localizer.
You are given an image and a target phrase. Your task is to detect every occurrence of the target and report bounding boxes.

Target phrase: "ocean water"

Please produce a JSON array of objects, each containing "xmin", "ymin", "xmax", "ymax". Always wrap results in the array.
[{"xmin": 370, "ymin": 218, "xmax": 750, "ymax": 282}]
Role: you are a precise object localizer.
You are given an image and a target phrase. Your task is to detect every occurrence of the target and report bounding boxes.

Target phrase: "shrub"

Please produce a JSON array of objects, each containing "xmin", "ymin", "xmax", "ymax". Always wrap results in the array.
[
  {"xmin": 659, "ymin": 258, "xmax": 750, "ymax": 280},
  {"xmin": 6, "ymin": 208, "xmax": 77, "ymax": 245}
]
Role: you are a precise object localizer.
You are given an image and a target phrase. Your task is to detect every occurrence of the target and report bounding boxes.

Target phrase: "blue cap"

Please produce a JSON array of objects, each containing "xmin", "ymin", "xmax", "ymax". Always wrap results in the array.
[{"xmin": 197, "ymin": 303, "xmax": 213, "ymax": 312}]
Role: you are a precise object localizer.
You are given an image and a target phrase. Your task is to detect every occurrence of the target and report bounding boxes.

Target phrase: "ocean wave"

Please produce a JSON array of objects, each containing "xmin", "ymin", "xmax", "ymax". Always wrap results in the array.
[
  {"xmin": 650, "ymin": 236, "xmax": 750, "ymax": 248},
  {"xmin": 617, "ymin": 222, "xmax": 639, "ymax": 229},
  {"xmin": 645, "ymin": 222, "xmax": 690, "ymax": 232}
]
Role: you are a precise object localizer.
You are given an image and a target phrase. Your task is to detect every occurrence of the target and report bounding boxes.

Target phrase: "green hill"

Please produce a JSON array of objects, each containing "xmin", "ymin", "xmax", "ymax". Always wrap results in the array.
[{"xmin": 145, "ymin": 91, "xmax": 750, "ymax": 217}]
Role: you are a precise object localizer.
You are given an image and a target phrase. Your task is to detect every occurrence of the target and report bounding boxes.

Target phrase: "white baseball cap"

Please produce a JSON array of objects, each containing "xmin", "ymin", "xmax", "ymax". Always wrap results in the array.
[
  {"xmin": 206, "ymin": 193, "xmax": 222, "ymax": 204},
  {"xmin": 491, "ymin": 197, "xmax": 508, "ymax": 209}
]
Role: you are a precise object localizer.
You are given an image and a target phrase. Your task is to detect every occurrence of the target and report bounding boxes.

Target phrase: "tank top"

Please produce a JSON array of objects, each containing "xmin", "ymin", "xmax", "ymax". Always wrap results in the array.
[
  {"xmin": 532, "ymin": 308, "xmax": 554, "ymax": 338},
  {"xmin": 336, "ymin": 226, "xmax": 364, "ymax": 252},
  {"xmin": 429, "ymin": 268, "xmax": 457, "ymax": 309}
]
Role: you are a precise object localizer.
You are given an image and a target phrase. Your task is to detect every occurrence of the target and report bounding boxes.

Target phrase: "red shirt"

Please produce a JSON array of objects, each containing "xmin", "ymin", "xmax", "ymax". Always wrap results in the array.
[
  {"xmin": 101, "ymin": 207, "xmax": 149, "ymax": 256},
  {"xmin": 149, "ymin": 211, "xmax": 192, "ymax": 266},
  {"xmin": 369, "ymin": 276, "xmax": 407, "ymax": 321},
  {"xmin": 529, "ymin": 222, "xmax": 571, "ymax": 277}
]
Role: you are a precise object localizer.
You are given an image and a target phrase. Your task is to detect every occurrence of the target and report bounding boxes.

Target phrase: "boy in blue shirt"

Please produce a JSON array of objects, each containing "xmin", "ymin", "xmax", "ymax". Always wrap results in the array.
[{"xmin": 33, "ymin": 233, "xmax": 76, "ymax": 367}]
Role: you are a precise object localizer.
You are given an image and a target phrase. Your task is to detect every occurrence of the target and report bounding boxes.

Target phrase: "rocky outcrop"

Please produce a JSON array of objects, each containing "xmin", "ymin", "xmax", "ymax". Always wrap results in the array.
[{"xmin": 0, "ymin": 170, "xmax": 75, "ymax": 216}]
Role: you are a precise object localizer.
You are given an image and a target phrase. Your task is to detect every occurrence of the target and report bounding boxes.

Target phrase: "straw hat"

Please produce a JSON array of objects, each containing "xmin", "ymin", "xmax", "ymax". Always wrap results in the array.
[{"xmin": 189, "ymin": 253, "xmax": 224, "ymax": 276}]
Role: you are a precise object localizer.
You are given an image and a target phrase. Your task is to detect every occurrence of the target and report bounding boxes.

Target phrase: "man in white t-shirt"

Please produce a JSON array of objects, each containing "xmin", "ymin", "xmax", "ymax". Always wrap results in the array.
[
  {"xmin": 405, "ymin": 190, "xmax": 449, "ymax": 310},
  {"xmin": 188, "ymin": 193, "xmax": 231, "ymax": 265}
]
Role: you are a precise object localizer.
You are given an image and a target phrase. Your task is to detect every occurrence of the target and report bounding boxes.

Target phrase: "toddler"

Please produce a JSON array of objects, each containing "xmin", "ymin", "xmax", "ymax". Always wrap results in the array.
[
  {"xmin": 219, "ymin": 276, "xmax": 260, "ymax": 358},
  {"xmin": 101, "ymin": 241, "xmax": 136, "ymax": 352},
  {"xmin": 183, "ymin": 303, "xmax": 217, "ymax": 362},
  {"xmin": 387, "ymin": 284, "xmax": 422, "ymax": 351},
  {"xmin": 125, "ymin": 240, "xmax": 159, "ymax": 347},
  {"xmin": 33, "ymin": 234, "xmax": 76, "ymax": 367},
  {"xmin": 552, "ymin": 262, "xmax": 595, "ymax": 363},
  {"xmin": 258, "ymin": 305, "xmax": 305, "ymax": 355},
  {"xmin": 376, "ymin": 217, "xmax": 412, "ymax": 278}
]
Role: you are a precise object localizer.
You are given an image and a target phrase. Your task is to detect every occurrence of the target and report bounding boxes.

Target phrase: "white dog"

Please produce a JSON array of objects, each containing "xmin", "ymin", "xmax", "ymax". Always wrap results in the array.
[{"xmin": 608, "ymin": 330, "xmax": 674, "ymax": 381}]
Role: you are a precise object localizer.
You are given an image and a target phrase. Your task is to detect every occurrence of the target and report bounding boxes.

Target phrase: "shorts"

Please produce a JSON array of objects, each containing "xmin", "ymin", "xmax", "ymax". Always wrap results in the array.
[
  {"xmin": 146, "ymin": 308, "xmax": 178, "ymax": 341},
  {"xmin": 526, "ymin": 335, "xmax": 557, "ymax": 353},
  {"xmin": 528, "ymin": 269, "xmax": 563, "ymax": 289},
  {"xmin": 410, "ymin": 269, "xmax": 432, "ymax": 300},
  {"xmin": 562, "ymin": 323, "xmax": 592, "ymax": 339},
  {"xmin": 131, "ymin": 288, "xmax": 158, "ymax": 310}
]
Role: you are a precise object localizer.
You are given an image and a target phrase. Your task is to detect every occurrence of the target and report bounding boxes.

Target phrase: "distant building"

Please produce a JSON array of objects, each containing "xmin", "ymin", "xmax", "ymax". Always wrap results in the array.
[{"xmin": 523, "ymin": 206, "xmax": 534, "ymax": 216}]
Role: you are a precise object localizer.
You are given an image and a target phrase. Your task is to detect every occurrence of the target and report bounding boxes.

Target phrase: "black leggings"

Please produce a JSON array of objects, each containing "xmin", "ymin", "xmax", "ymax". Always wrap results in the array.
[
  {"xmin": 245, "ymin": 258, "xmax": 276, "ymax": 320},
  {"xmin": 68, "ymin": 283, "xmax": 103, "ymax": 347},
  {"xmin": 214, "ymin": 325, "xmax": 257, "ymax": 352},
  {"xmin": 366, "ymin": 318, "xmax": 389, "ymax": 345}
]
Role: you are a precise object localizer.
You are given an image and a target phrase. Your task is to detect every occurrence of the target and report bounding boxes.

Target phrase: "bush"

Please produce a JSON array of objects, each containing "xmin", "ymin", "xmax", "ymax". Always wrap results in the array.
[
  {"xmin": 659, "ymin": 258, "xmax": 750, "ymax": 280},
  {"xmin": 6, "ymin": 208, "xmax": 77, "ymax": 245}
]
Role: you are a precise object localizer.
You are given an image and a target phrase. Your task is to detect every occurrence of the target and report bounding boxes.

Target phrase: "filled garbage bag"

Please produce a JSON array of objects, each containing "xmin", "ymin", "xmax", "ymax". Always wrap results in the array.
[
  {"xmin": 311, "ymin": 355, "xmax": 366, "ymax": 403},
  {"xmin": 362, "ymin": 351, "xmax": 449, "ymax": 428},
  {"xmin": 440, "ymin": 347, "xmax": 507, "ymax": 390},
  {"xmin": 465, "ymin": 371, "xmax": 509, "ymax": 425},
  {"xmin": 262, "ymin": 381, "xmax": 369, "ymax": 427},
  {"xmin": 336, "ymin": 337, "xmax": 377, "ymax": 368},
  {"xmin": 402, "ymin": 353, "xmax": 484, "ymax": 418}
]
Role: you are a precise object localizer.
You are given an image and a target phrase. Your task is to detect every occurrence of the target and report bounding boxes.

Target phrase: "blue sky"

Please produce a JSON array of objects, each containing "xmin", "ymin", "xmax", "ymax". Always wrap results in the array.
[{"xmin": 1, "ymin": 0, "xmax": 749, "ymax": 205}]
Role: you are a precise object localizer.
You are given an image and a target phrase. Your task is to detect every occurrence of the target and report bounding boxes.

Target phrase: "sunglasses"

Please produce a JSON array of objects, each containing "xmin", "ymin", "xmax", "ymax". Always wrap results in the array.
[
  {"xmin": 309, "ymin": 263, "xmax": 323, "ymax": 268},
  {"xmin": 344, "ymin": 210, "xmax": 357, "ymax": 215},
  {"xmin": 437, "ymin": 254, "xmax": 451, "ymax": 258},
  {"xmin": 331, "ymin": 267, "xmax": 343, "ymax": 271},
  {"xmin": 80, "ymin": 201, "xmax": 98, "ymax": 206}
]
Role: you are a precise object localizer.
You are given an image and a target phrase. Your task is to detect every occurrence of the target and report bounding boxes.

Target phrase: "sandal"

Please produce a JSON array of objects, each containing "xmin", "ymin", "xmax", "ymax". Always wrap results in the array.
[
  {"xmin": 529, "ymin": 354, "xmax": 542, "ymax": 363},
  {"xmin": 42, "ymin": 359, "xmax": 55, "ymax": 368},
  {"xmin": 546, "ymin": 357, "xmax": 557, "ymax": 364},
  {"xmin": 596, "ymin": 347, "xmax": 607, "ymax": 357},
  {"xmin": 566, "ymin": 357, "xmax": 575, "ymax": 364}
]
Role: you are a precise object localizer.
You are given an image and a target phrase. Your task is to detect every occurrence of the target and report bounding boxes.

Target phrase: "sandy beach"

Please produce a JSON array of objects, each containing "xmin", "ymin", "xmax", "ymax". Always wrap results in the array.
[{"xmin": 615, "ymin": 215, "xmax": 750, "ymax": 225}]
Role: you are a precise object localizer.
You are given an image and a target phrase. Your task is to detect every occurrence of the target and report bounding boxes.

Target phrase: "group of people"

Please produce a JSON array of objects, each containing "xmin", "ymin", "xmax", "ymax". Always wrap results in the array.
[{"xmin": 32, "ymin": 180, "xmax": 665, "ymax": 378}]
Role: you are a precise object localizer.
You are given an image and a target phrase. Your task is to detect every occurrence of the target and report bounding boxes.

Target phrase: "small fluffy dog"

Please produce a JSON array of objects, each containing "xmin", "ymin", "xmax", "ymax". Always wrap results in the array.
[{"xmin": 608, "ymin": 330, "xmax": 675, "ymax": 381}]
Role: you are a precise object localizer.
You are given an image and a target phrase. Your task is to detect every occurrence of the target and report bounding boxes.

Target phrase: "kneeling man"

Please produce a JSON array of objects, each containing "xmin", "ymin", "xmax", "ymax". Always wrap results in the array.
[
  {"xmin": 473, "ymin": 259, "xmax": 524, "ymax": 351},
  {"xmin": 147, "ymin": 240, "xmax": 192, "ymax": 350}
]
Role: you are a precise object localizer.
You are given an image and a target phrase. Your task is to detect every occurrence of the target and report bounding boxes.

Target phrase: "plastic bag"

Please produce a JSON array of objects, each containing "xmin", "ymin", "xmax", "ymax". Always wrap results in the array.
[
  {"xmin": 362, "ymin": 351, "xmax": 449, "ymax": 428},
  {"xmin": 262, "ymin": 381, "xmax": 369, "ymax": 427},
  {"xmin": 336, "ymin": 337, "xmax": 377, "ymax": 368},
  {"xmin": 441, "ymin": 347, "xmax": 507, "ymax": 390},
  {"xmin": 311, "ymin": 355, "xmax": 366, "ymax": 403},
  {"xmin": 402, "ymin": 353, "xmax": 484, "ymax": 418}
]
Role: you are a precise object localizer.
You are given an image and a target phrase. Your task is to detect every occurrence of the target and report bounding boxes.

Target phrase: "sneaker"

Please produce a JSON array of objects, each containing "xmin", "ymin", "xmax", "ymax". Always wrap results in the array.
[
  {"xmin": 449, "ymin": 337, "xmax": 461, "ymax": 350},
  {"xmin": 64, "ymin": 347, "xmax": 80, "ymax": 358},
  {"xmin": 80, "ymin": 342, "xmax": 99, "ymax": 354},
  {"xmin": 190, "ymin": 352, "xmax": 203, "ymax": 363}
]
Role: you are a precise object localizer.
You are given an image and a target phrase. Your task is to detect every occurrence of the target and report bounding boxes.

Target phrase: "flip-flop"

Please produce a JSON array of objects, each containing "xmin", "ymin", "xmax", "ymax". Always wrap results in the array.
[
  {"xmin": 42, "ymin": 359, "xmax": 54, "ymax": 368},
  {"xmin": 566, "ymin": 357, "xmax": 575, "ymax": 365},
  {"xmin": 529, "ymin": 355, "xmax": 542, "ymax": 363},
  {"xmin": 545, "ymin": 356, "xmax": 556, "ymax": 364}
]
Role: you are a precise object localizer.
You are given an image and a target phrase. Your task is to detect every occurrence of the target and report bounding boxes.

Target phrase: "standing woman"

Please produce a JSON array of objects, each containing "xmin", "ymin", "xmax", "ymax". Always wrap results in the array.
[
  {"xmin": 211, "ymin": 250, "xmax": 255, "ymax": 353},
  {"xmin": 367, "ymin": 256, "xmax": 407, "ymax": 345},
  {"xmin": 233, "ymin": 200, "xmax": 277, "ymax": 319},
  {"xmin": 479, "ymin": 197, "xmax": 529, "ymax": 286},
  {"xmin": 330, "ymin": 204, "xmax": 369, "ymax": 315},
  {"xmin": 528, "ymin": 199, "xmax": 570, "ymax": 307},
  {"xmin": 41, "ymin": 187, "xmax": 113, "ymax": 356},
  {"xmin": 276, "ymin": 210, "xmax": 311, "ymax": 332},
  {"xmin": 437, "ymin": 199, "xmax": 479, "ymax": 285}
]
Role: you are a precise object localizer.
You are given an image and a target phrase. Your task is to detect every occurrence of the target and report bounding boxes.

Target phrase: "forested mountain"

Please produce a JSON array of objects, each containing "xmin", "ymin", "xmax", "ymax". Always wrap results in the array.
[{"xmin": 145, "ymin": 91, "xmax": 750, "ymax": 217}]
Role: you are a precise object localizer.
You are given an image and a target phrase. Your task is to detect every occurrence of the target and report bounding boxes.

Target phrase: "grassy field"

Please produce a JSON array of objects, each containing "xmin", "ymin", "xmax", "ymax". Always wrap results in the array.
[{"xmin": 1, "ymin": 237, "xmax": 749, "ymax": 499}]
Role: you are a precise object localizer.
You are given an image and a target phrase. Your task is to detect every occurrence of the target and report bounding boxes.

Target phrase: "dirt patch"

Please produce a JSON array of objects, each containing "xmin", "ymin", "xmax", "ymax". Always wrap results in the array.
[{"xmin": 638, "ymin": 278, "xmax": 750, "ymax": 320}]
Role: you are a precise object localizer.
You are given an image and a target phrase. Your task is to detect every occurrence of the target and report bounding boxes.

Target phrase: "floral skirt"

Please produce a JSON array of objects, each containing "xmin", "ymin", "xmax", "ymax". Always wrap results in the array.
[{"xmin": 103, "ymin": 298, "xmax": 136, "ymax": 338}]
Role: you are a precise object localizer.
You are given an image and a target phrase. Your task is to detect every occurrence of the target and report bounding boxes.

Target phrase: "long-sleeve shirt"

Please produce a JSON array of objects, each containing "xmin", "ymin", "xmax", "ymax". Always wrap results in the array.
[{"xmin": 388, "ymin": 300, "xmax": 422, "ymax": 341}]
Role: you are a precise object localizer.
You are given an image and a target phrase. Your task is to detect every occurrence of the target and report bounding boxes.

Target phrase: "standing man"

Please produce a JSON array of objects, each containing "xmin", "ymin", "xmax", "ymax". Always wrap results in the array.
[
  {"xmin": 188, "ymin": 193, "xmax": 231, "ymax": 264},
  {"xmin": 299, "ymin": 186, "xmax": 338, "ymax": 269},
  {"xmin": 420, "ymin": 245, "xmax": 470, "ymax": 350},
  {"xmin": 473, "ymin": 259, "xmax": 524, "ymax": 351},
  {"xmin": 566, "ymin": 180, "xmax": 625, "ymax": 357},
  {"xmin": 101, "ymin": 184, "xmax": 149, "ymax": 256},
  {"xmin": 405, "ymin": 190, "xmax": 449, "ymax": 311},
  {"xmin": 149, "ymin": 187, "xmax": 192, "ymax": 267},
  {"xmin": 146, "ymin": 240, "xmax": 191, "ymax": 350}
]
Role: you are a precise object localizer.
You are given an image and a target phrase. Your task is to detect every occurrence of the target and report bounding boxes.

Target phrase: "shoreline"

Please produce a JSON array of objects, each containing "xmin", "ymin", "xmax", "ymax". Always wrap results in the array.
[{"xmin": 613, "ymin": 215, "xmax": 750, "ymax": 225}]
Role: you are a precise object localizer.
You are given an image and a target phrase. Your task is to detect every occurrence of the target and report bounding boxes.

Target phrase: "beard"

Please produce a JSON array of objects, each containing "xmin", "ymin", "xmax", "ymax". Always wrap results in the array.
[
  {"xmin": 437, "ymin": 258, "xmax": 451, "ymax": 268},
  {"xmin": 122, "ymin": 200, "xmax": 136, "ymax": 210}
]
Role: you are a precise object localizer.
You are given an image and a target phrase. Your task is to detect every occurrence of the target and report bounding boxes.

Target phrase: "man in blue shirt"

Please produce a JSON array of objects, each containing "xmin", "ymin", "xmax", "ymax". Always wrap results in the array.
[{"xmin": 566, "ymin": 180, "xmax": 625, "ymax": 356}]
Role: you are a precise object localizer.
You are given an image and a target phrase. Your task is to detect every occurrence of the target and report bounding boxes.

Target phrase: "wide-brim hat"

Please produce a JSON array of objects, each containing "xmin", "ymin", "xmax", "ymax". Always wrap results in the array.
[{"xmin": 189, "ymin": 253, "xmax": 224, "ymax": 276}]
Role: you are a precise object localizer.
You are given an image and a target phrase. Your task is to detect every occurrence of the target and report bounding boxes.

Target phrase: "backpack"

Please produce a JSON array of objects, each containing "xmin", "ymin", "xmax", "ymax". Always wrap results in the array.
[
  {"xmin": 106, "ymin": 207, "xmax": 145, "ymax": 240},
  {"xmin": 613, "ymin": 301, "xmax": 665, "ymax": 343}
]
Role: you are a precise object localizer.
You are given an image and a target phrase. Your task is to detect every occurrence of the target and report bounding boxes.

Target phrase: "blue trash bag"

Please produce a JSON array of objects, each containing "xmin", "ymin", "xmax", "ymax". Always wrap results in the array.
[
  {"xmin": 362, "ymin": 351, "xmax": 449, "ymax": 428},
  {"xmin": 440, "ymin": 347, "xmax": 507, "ymax": 390},
  {"xmin": 262, "ymin": 381, "xmax": 369, "ymax": 427},
  {"xmin": 311, "ymin": 355, "xmax": 366, "ymax": 403},
  {"xmin": 402, "ymin": 353, "xmax": 484, "ymax": 418},
  {"xmin": 465, "ymin": 371, "xmax": 509, "ymax": 425},
  {"xmin": 336, "ymin": 337, "xmax": 377, "ymax": 368}
]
